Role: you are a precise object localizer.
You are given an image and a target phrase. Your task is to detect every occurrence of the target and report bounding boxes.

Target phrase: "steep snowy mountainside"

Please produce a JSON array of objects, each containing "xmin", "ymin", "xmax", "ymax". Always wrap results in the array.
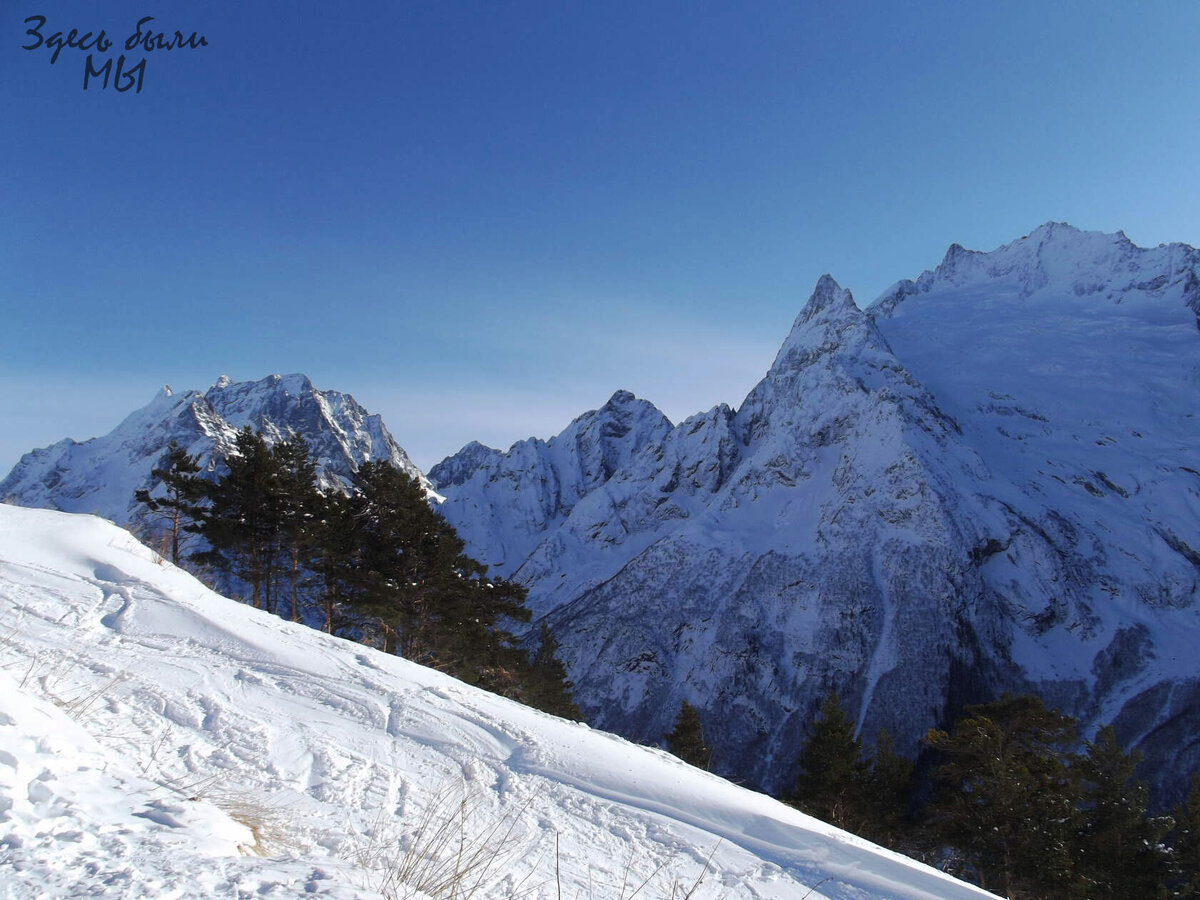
[
  {"xmin": 868, "ymin": 223, "xmax": 1200, "ymax": 791},
  {"xmin": 428, "ymin": 389, "xmax": 673, "ymax": 580},
  {"xmin": 432, "ymin": 225, "xmax": 1200, "ymax": 802},
  {"xmin": 437, "ymin": 274, "xmax": 1016, "ymax": 781},
  {"xmin": 0, "ymin": 504, "xmax": 996, "ymax": 900},
  {"xmin": 0, "ymin": 373, "xmax": 428, "ymax": 528}
]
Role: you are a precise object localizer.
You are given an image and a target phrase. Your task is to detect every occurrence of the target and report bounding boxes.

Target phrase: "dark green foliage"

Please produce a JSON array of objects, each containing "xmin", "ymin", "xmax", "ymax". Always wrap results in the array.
[
  {"xmin": 924, "ymin": 693, "xmax": 1082, "ymax": 899},
  {"xmin": 191, "ymin": 428, "xmax": 312, "ymax": 613},
  {"xmin": 1075, "ymin": 725, "xmax": 1169, "ymax": 899},
  {"xmin": 788, "ymin": 691, "xmax": 869, "ymax": 831},
  {"xmin": 341, "ymin": 460, "xmax": 527, "ymax": 667},
  {"xmin": 522, "ymin": 623, "xmax": 583, "ymax": 721},
  {"xmin": 309, "ymin": 488, "xmax": 357, "ymax": 635},
  {"xmin": 177, "ymin": 434, "xmax": 581, "ymax": 717},
  {"xmin": 775, "ymin": 692, "xmax": 1184, "ymax": 898},
  {"xmin": 270, "ymin": 436, "xmax": 323, "ymax": 622},
  {"xmin": 665, "ymin": 700, "xmax": 711, "ymax": 769},
  {"xmin": 134, "ymin": 441, "xmax": 205, "ymax": 564},
  {"xmin": 859, "ymin": 727, "xmax": 915, "ymax": 848},
  {"xmin": 785, "ymin": 697, "xmax": 915, "ymax": 845},
  {"xmin": 1171, "ymin": 775, "xmax": 1200, "ymax": 897}
]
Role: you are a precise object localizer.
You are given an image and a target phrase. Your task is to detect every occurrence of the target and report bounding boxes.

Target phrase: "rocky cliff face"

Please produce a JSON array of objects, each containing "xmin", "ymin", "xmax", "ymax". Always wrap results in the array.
[
  {"xmin": 432, "ymin": 225, "xmax": 1200, "ymax": 801},
  {"xmin": 0, "ymin": 373, "xmax": 428, "ymax": 528}
]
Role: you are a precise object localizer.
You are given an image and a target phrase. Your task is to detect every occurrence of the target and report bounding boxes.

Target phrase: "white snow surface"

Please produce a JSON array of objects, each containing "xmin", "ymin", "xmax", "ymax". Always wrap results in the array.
[
  {"xmin": 429, "ymin": 223, "xmax": 1200, "ymax": 801},
  {"xmin": 0, "ymin": 504, "xmax": 995, "ymax": 899},
  {"xmin": 0, "ymin": 374, "xmax": 432, "ymax": 530}
]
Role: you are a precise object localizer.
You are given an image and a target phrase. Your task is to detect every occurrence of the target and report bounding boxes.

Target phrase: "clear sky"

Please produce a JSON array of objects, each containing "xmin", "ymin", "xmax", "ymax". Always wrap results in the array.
[{"xmin": 3, "ymin": 1, "xmax": 1198, "ymax": 473}]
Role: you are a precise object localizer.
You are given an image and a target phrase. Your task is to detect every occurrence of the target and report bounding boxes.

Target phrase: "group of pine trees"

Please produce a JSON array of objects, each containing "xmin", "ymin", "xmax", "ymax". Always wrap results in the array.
[
  {"xmin": 665, "ymin": 691, "xmax": 1200, "ymax": 899},
  {"xmin": 135, "ymin": 431, "xmax": 580, "ymax": 719}
]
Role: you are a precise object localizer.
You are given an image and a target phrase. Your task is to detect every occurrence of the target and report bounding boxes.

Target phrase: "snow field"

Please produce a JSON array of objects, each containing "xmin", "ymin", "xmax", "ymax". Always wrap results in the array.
[{"xmin": 0, "ymin": 505, "xmax": 995, "ymax": 899}]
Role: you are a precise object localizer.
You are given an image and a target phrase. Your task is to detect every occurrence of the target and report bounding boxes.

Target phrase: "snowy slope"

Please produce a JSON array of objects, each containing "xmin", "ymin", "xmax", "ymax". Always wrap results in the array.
[
  {"xmin": 431, "ymin": 225, "xmax": 1200, "ymax": 802},
  {"xmin": 0, "ymin": 374, "xmax": 429, "ymax": 531},
  {"xmin": 0, "ymin": 503, "xmax": 995, "ymax": 899}
]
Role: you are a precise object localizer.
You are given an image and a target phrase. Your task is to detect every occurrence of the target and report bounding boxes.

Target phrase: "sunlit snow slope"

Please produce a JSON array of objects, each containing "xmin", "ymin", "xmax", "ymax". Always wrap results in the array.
[
  {"xmin": 0, "ymin": 504, "xmax": 995, "ymax": 899},
  {"xmin": 431, "ymin": 224, "xmax": 1200, "ymax": 803}
]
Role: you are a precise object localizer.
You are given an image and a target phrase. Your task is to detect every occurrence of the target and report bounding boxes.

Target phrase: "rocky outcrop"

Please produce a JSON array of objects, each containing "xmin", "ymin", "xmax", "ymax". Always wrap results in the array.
[{"xmin": 433, "ymin": 225, "xmax": 1200, "ymax": 803}]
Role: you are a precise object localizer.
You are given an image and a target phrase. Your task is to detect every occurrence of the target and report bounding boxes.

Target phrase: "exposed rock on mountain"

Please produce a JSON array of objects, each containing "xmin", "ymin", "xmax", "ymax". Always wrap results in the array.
[
  {"xmin": 0, "ymin": 373, "xmax": 428, "ymax": 528},
  {"xmin": 5, "ymin": 224, "xmax": 1197, "ymax": 804},
  {"xmin": 432, "ymin": 224, "xmax": 1200, "ymax": 802}
]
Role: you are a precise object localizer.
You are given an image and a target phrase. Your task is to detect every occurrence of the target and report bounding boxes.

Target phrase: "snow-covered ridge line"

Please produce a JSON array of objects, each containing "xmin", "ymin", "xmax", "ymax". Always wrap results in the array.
[
  {"xmin": 0, "ymin": 504, "xmax": 995, "ymax": 899},
  {"xmin": 430, "ymin": 222, "xmax": 1200, "ymax": 804},
  {"xmin": 0, "ymin": 372, "xmax": 432, "ymax": 529},
  {"xmin": 871, "ymin": 221, "xmax": 1200, "ymax": 321}
]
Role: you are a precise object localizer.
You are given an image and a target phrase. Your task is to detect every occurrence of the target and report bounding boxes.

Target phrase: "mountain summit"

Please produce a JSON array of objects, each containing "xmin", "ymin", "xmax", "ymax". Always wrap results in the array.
[
  {"xmin": 431, "ymin": 224, "xmax": 1200, "ymax": 802},
  {"xmin": 0, "ymin": 374, "xmax": 427, "ymax": 526},
  {"xmin": 5, "ymin": 224, "xmax": 1199, "ymax": 804}
]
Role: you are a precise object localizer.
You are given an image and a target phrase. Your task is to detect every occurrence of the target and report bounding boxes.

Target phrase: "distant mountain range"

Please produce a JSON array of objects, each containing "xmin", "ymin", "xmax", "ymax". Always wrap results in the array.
[
  {"xmin": 0, "ymin": 372, "xmax": 429, "ymax": 527},
  {"xmin": 5, "ymin": 223, "xmax": 1199, "ymax": 804},
  {"xmin": 429, "ymin": 223, "xmax": 1200, "ymax": 803}
]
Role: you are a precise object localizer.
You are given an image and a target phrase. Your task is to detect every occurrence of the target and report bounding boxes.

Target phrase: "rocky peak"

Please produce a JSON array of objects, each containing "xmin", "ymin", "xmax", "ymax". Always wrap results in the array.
[
  {"xmin": 604, "ymin": 389, "xmax": 638, "ymax": 407},
  {"xmin": 764, "ymin": 275, "xmax": 902, "ymax": 395},
  {"xmin": 0, "ymin": 374, "xmax": 427, "ymax": 524},
  {"xmin": 427, "ymin": 440, "xmax": 502, "ymax": 488},
  {"xmin": 874, "ymin": 223, "xmax": 1200, "ymax": 316}
]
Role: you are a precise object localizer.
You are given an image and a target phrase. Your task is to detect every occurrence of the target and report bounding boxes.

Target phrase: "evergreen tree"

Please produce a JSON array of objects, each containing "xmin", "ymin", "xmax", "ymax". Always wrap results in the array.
[
  {"xmin": 522, "ymin": 622, "xmax": 583, "ymax": 721},
  {"xmin": 859, "ymin": 727, "xmax": 915, "ymax": 848},
  {"xmin": 268, "ymin": 436, "xmax": 322, "ymax": 622},
  {"xmin": 310, "ymin": 488, "xmax": 356, "ymax": 635},
  {"xmin": 342, "ymin": 461, "xmax": 531, "ymax": 686},
  {"xmin": 665, "ymin": 700, "xmax": 711, "ymax": 769},
  {"xmin": 1171, "ymin": 774, "xmax": 1200, "ymax": 897},
  {"xmin": 191, "ymin": 427, "xmax": 285, "ymax": 610},
  {"xmin": 1074, "ymin": 725, "xmax": 1169, "ymax": 898},
  {"xmin": 179, "ymin": 442, "xmax": 579, "ymax": 717},
  {"xmin": 924, "ymin": 693, "xmax": 1083, "ymax": 899},
  {"xmin": 134, "ymin": 441, "xmax": 205, "ymax": 564},
  {"xmin": 788, "ymin": 691, "xmax": 869, "ymax": 832}
]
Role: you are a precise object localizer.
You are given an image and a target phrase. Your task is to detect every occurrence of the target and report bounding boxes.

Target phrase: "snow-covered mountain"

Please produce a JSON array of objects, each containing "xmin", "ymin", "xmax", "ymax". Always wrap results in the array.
[
  {"xmin": 0, "ymin": 373, "xmax": 429, "ymax": 528},
  {"xmin": 430, "ymin": 224, "xmax": 1200, "ymax": 803},
  {"xmin": 0, "ymin": 503, "xmax": 996, "ymax": 899}
]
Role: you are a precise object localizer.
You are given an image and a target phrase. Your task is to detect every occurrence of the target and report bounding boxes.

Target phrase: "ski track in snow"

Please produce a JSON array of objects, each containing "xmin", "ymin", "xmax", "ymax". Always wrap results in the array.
[{"xmin": 0, "ymin": 505, "xmax": 996, "ymax": 899}]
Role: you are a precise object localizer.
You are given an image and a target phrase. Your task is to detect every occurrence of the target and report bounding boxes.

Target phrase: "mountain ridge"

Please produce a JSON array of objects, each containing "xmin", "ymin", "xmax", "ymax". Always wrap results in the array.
[
  {"xmin": 4, "ymin": 222, "xmax": 1198, "ymax": 804},
  {"xmin": 0, "ymin": 372, "xmax": 431, "ymax": 529},
  {"xmin": 430, "ymin": 222, "xmax": 1200, "ymax": 803}
]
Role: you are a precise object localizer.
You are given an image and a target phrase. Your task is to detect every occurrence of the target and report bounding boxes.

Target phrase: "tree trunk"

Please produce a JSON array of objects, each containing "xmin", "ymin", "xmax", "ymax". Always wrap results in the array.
[{"xmin": 290, "ymin": 546, "xmax": 300, "ymax": 622}]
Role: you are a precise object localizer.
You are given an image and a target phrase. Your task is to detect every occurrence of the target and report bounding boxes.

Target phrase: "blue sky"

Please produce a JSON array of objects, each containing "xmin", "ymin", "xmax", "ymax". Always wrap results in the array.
[{"xmin": 3, "ymin": 1, "xmax": 1198, "ymax": 473}]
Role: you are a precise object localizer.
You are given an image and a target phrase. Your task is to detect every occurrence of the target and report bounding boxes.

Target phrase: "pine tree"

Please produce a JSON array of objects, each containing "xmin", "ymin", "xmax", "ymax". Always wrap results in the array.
[
  {"xmin": 924, "ymin": 693, "xmax": 1083, "ymax": 899},
  {"xmin": 269, "ymin": 436, "xmax": 322, "ymax": 622},
  {"xmin": 191, "ymin": 427, "xmax": 285, "ymax": 609},
  {"xmin": 310, "ymin": 488, "xmax": 355, "ymax": 635},
  {"xmin": 1075, "ymin": 725, "xmax": 1169, "ymax": 898},
  {"xmin": 342, "ymin": 461, "xmax": 531, "ymax": 687},
  {"xmin": 665, "ymin": 700, "xmax": 711, "ymax": 769},
  {"xmin": 859, "ymin": 727, "xmax": 914, "ymax": 848},
  {"xmin": 788, "ymin": 691, "xmax": 869, "ymax": 832},
  {"xmin": 1171, "ymin": 774, "xmax": 1200, "ymax": 897},
  {"xmin": 522, "ymin": 622, "xmax": 583, "ymax": 721},
  {"xmin": 134, "ymin": 441, "xmax": 205, "ymax": 564}
]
